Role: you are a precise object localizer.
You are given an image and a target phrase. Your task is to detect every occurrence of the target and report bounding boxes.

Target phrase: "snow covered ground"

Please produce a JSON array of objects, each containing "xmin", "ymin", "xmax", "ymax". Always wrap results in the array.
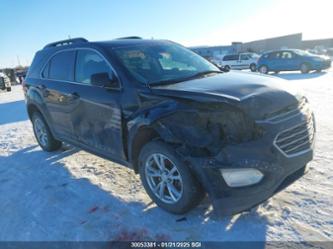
[{"xmin": 0, "ymin": 71, "xmax": 332, "ymax": 242}]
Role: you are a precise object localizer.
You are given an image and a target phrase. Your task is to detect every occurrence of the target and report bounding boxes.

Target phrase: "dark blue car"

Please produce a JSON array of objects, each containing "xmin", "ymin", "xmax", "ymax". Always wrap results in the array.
[{"xmin": 257, "ymin": 49, "xmax": 331, "ymax": 74}]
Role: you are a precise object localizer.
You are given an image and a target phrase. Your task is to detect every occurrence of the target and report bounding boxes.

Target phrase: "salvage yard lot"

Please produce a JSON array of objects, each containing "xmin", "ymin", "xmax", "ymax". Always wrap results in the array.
[{"xmin": 0, "ymin": 71, "xmax": 332, "ymax": 241}]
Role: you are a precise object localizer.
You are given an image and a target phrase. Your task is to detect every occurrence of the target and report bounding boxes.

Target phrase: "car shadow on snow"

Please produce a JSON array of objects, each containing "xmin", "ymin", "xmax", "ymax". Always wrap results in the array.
[
  {"xmin": 0, "ymin": 100, "xmax": 28, "ymax": 125},
  {"xmin": 0, "ymin": 145, "xmax": 269, "ymax": 243},
  {"xmin": 273, "ymin": 71, "xmax": 327, "ymax": 81}
]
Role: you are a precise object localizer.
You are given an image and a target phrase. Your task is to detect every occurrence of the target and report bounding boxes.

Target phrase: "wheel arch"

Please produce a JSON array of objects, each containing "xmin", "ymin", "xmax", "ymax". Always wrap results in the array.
[
  {"xmin": 26, "ymin": 101, "xmax": 57, "ymax": 138},
  {"xmin": 129, "ymin": 125, "xmax": 160, "ymax": 173}
]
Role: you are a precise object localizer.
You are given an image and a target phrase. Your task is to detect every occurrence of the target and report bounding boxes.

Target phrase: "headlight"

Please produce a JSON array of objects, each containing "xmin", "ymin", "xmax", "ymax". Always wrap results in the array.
[{"xmin": 220, "ymin": 168, "xmax": 264, "ymax": 187}]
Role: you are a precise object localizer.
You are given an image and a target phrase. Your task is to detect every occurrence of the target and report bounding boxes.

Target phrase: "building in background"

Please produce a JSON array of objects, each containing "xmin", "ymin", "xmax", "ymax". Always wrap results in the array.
[{"xmin": 190, "ymin": 33, "xmax": 333, "ymax": 59}]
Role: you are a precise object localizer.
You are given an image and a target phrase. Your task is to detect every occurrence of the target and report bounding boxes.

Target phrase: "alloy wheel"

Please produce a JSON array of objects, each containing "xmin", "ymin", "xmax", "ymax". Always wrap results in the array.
[
  {"xmin": 145, "ymin": 153, "xmax": 183, "ymax": 204},
  {"xmin": 34, "ymin": 118, "xmax": 48, "ymax": 147}
]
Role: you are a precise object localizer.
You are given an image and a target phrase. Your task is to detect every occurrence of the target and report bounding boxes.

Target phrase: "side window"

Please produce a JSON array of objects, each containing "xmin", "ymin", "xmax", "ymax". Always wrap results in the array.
[
  {"xmin": 49, "ymin": 51, "xmax": 75, "ymax": 81},
  {"xmin": 269, "ymin": 52, "xmax": 281, "ymax": 59},
  {"xmin": 75, "ymin": 50, "xmax": 116, "ymax": 86},
  {"xmin": 223, "ymin": 55, "xmax": 230, "ymax": 61},
  {"xmin": 233, "ymin": 55, "xmax": 239, "ymax": 60},
  {"xmin": 223, "ymin": 55, "xmax": 237, "ymax": 61},
  {"xmin": 240, "ymin": 54, "xmax": 249, "ymax": 60},
  {"xmin": 281, "ymin": 51, "xmax": 293, "ymax": 59}
]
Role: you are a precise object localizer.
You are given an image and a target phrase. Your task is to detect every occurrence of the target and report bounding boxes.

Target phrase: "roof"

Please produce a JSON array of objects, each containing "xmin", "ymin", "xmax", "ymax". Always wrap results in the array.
[{"xmin": 42, "ymin": 37, "xmax": 171, "ymax": 51}]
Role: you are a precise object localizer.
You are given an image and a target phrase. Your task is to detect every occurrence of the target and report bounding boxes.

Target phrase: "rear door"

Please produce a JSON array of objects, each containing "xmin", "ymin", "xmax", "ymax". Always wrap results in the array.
[
  {"xmin": 69, "ymin": 49, "xmax": 125, "ymax": 159},
  {"xmin": 41, "ymin": 50, "xmax": 77, "ymax": 139},
  {"xmin": 225, "ymin": 54, "xmax": 239, "ymax": 69},
  {"xmin": 267, "ymin": 51, "xmax": 282, "ymax": 71}
]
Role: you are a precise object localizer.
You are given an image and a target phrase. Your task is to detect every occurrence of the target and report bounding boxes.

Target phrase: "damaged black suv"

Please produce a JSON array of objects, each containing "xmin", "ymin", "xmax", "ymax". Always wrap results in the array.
[{"xmin": 24, "ymin": 37, "xmax": 315, "ymax": 215}]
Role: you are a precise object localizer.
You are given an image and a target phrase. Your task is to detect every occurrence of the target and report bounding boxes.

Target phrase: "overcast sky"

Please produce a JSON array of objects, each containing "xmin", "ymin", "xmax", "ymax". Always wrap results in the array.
[{"xmin": 0, "ymin": 0, "xmax": 332, "ymax": 67}]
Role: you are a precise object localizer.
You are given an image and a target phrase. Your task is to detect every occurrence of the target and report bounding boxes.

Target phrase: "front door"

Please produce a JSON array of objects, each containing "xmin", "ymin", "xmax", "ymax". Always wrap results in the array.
[{"xmin": 70, "ymin": 49, "xmax": 125, "ymax": 159}]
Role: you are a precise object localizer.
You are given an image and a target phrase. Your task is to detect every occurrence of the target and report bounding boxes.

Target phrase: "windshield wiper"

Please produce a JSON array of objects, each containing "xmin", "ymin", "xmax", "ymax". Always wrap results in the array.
[{"xmin": 149, "ymin": 70, "xmax": 223, "ymax": 86}]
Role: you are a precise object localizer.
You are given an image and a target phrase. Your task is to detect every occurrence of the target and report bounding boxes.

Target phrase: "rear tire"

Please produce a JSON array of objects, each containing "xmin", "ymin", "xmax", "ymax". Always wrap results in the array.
[
  {"xmin": 224, "ymin": 65, "xmax": 231, "ymax": 72},
  {"xmin": 301, "ymin": 63, "xmax": 310, "ymax": 74},
  {"xmin": 138, "ymin": 141, "xmax": 204, "ymax": 214},
  {"xmin": 32, "ymin": 112, "xmax": 62, "ymax": 151},
  {"xmin": 259, "ymin": 65, "xmax": 268, "ymax": 74}
]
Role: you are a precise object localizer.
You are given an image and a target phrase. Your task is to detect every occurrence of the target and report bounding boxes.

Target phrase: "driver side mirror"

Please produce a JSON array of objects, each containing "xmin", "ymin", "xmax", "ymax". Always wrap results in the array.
[{"xmin": 91, "ymin": 72, "xmax": 118, "ymax": 88}]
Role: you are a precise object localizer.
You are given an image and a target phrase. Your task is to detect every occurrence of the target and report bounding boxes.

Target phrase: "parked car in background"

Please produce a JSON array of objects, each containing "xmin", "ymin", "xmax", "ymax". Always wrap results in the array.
[
  {"xmin": 216, "ymin": 53, "xmax": 259, "ymax": 72},
  {"xmin": 257, "ymin": 49, "xmax": 331, "ymax": 74},
  {"xmin": 0, "ymin": 72, "xmax": 11, "ymax": 91},
  {"xmin": 326, "ymin": 48, "xmax": 333, "ymax": 61},
  {"xmin": 24, "ymin": 37, "xmax": 315, "ymax": 215}
]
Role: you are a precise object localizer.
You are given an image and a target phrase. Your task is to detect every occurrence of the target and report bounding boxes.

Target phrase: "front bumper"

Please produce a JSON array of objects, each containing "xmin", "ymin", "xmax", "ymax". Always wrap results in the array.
[
  {"xmin": 312, "ymin": 59, "xmax": 331, "ymax": 70},
  {"xmin": 186, "ymin": 109, "xmax": 315, "ymax": 216}
]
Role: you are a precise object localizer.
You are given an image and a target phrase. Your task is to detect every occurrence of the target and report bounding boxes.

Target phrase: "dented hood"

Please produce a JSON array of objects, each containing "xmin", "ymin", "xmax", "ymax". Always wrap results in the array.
[{"xmin": 151, "ymin": 71, "xmax": 302, "ymax": 120}]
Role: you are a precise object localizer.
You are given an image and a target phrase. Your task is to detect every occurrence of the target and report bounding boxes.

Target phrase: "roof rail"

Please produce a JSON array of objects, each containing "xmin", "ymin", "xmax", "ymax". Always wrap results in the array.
[
  {"xmin": 115, "ymin": 36, "xmax": 142, "ymax": 40},
  {"xmin": 43, "ymin": 38, "xmax": 88, "ymax": 49}
]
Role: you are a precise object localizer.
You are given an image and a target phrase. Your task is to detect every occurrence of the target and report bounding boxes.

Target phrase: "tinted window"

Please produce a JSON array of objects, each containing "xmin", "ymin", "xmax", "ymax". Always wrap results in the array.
[
  {"xmin": 240, "ymin": 54, "xmax": 249, "ymax": 60},
  {"xmin": 269, "ymin": 52, "xmax": 281, "ymax": 59},
  {"xmin": 49, "ymin": 51, "xmax": 75, "ymax": 81},
  {"xmin": 223, "ymin": 55, "xmax": 239, "ymax": 61},
  {"xmin": 281, "ymin": 51, "xmax": 294, "ymax": 59},
  {"xmin": 75, "ymin": 50, "xmax": 114, "ymax": 85}
]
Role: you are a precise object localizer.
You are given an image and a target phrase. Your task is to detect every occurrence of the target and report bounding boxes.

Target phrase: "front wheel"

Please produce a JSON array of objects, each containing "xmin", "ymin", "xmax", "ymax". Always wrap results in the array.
[
  {"xmin": 32, "ymin": 112, "xmax": 62, "ymax": 151},
  {"xmin": 6, "ymin": 87, "xmax": 11, "ymax": 92},
  {"xmin": 250, "ymin": 63, "xmax": 257, "ymax": 72},
  {"xmin": 301, "ymin": 63, "xmax": 310, "ymax": 74},
  {"xmin": 139, "ymin": 141, "xmax": 204, "ymax": 214},
  {"xmin": 224, "ymin": 65, "xmax": 231, "ymax": 72}
]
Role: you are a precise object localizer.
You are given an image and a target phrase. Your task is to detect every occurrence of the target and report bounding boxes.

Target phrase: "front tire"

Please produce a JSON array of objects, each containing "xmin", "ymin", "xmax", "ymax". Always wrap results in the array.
[
  {"xmin": 250, "ymin": 63, "xmax": 256, "ymax": 72},
  {"xmin": 301, "ymin": 63, "xmax": 310, "ymax": 74},
  {"xmin": 224, "ymin": 65, "xmax": 231, "ymax": 72},
  {"xmin": 139, "ymin": 141, "xmax": 204, "ymax": 214},
  {"xmin": 6, "ymin": 87, "xmax": 11, "ymax": 92},
  {"xmin": 32, "ymin": 112, "xmax": 62, "ymax": 151}
]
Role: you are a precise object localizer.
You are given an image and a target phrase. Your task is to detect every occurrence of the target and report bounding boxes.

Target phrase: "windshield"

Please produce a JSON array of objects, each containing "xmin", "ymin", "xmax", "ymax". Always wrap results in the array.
[{"xmin": 112, "ymin": 42, "xmax": 219, "ymax": 85}]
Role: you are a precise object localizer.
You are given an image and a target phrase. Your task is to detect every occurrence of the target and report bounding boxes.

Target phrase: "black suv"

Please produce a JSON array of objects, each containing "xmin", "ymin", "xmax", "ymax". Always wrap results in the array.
[{"xmin": 24, "ymin": 37, "xmax": 315, "ymax": 215}]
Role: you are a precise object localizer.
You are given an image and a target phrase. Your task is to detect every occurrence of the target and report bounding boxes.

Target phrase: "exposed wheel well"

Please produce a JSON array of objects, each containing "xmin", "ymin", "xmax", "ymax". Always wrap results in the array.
[
  {"xmin": 27, "ymin": 104, "xmax": 41, "ymax": 120},
  {"xmin": 131, "ymin": 126, "xmax": 159, "ymax": 173}
]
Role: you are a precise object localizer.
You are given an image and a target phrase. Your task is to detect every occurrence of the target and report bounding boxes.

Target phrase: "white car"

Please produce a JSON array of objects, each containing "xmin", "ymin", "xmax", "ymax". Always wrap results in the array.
[
  {"xmin": 0, "ymin": 72, "xmax": 11, "ymax": 91},
  {"xmin": 217, "ymin": 53, "xmax": 259, "ymax": 72}
]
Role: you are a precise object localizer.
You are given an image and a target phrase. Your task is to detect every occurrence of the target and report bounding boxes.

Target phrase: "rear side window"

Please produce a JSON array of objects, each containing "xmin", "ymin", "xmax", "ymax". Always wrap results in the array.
[
  {"xmin": 269, "ymin": 52, "xmax": 281, "ymax": 59},
  {"xmin": 75, "ymin": 50, "xmax": 114, "ymax": 85},
  {"xmin": 240, "ymin": 54, "xmax": 249, "ymax": 60},
  {"xmin": 223, "ymin": 55, "xmax": 238, "ymax": 61},
  {"xmin": 49, "ymin": 51, "xmax": 75, "ymax": 81}
]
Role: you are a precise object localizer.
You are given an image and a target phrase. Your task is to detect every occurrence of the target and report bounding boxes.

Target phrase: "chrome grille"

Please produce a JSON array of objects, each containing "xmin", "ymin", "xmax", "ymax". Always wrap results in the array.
[
  {"xmin": 261, "ymin": 97, "xmax": 308, "ymax": 124},
  {"xmin": 274, "ymin": 114, "xmax": 315, "ymax": 157}
]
